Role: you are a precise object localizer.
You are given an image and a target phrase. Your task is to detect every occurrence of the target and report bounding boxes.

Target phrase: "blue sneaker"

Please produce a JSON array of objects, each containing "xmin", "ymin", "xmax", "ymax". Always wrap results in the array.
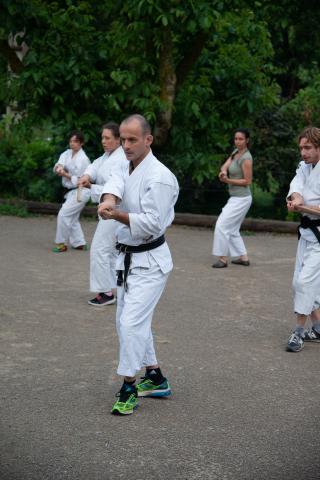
[
  {"xmin": 304, "ymin": 327, "xmax": 320, "ymax": 343},
  {"xmin": 287, "ymin": 332, "xmax": 304, "ymax": 352},
  {"xmin": 136, "ymin": 377, "xmax": 171, "ymax": 397}
]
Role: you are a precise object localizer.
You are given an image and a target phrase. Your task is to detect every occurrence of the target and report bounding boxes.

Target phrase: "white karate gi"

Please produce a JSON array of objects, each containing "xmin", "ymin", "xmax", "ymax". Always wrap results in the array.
[
  {"xmin": 83, "ymin": 146, "xmax": 127, "ymax": 293},
  {"xmin": 212, "ymin": 195, "xmax": 252, "ymax": 257},
  {"xmin": 287, "ymin": 161, "xmax": 320, "ymax": 314},
  {"xmin": 54, "ymin": 148, "xmax": 91, "ymax": 247},
  {"xmin": 101, "ymin": 151, "xmax": 179, "ymax": 377}
]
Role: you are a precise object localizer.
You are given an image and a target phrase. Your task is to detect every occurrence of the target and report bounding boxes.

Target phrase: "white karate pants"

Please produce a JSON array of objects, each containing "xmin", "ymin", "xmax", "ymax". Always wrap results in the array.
[
  {"xmin": 90, "ymin": 219, "xmax": 117, "ymax": 293},
  {"xmin": 292, "ymin": 238, "xmax": 320, "ymax": 315},
  {"xmin": 55, "ymin": 189, "xmax": 90, "ymax": 247},
  {"xmin": 116, "ymin": 256, "xmax": 169, "ymax": 377},
  {"xmin": 212, "ymin": 195, "xmax": 252, "ymax": 257}
]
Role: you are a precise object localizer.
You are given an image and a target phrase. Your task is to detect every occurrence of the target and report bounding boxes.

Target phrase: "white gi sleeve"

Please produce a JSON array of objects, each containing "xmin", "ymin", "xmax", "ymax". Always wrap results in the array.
[
  {"xmin": 287, "ymin": 162, "xmax": 308, "ymax": 199},
  {"xmin": 100, "ymin": 161, "xmax": 127, "ymax": 202},
  {"xmin": 83, "ymin": 161, "xmax": 98, "ymax": 183},
  {"xmin": 129, "ymin": 182, "xmax": 178, "ymax": 240}
]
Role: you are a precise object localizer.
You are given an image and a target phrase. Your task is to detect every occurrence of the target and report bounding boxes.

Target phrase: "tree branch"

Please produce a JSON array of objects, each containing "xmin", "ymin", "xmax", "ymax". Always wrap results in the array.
[{"xmin": 175, "ymin": 32, "xmax": 209, "ymax": 90}]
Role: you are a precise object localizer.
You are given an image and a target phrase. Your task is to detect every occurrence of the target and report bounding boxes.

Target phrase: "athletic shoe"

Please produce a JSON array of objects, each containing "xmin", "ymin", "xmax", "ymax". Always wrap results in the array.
[
  {"xmin": 87, "ymin": 293, "xmax": 116, "ymax": 306},
  {"xmin": 286, "ymin": 332, "xmax": 304, "ymax": 352},
  {"xmin": 304, "ymin": 327, "xmax": 320, "ymax": 343},
  {"xmin": 136, "ymin": 376, "xmax": 172, "ymax": 397},
  {"xmin": 72, "ymin": 244, "xmax": 88, "ymax": 251},
  {"xmin": 52, "ymin": 244, "xmax": 68, "ymax": 253},
  {"xmin": 111, "ymin": 384, "xmax": 138, "ymax": 415}
]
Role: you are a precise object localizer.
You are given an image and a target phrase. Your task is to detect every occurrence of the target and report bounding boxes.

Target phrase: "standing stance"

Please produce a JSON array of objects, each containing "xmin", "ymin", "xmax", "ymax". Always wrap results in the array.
[
  {"xmin": 286, "ymin": 127, "xmax": 320, "ymax": 352},
  {"xmin": 98, "ymin": 114, "xmax": 179, "ymax": 415},
  {"xmin": 52, "ymin": 130, "xmax": 90, "ymax": 252},
  {"xmin": 212, "ymin": 128, "xmax": 253, "ymax": 268},
  {"xmin": 78, "ymin": 123, "xmax": 127, "ymax": 306}
]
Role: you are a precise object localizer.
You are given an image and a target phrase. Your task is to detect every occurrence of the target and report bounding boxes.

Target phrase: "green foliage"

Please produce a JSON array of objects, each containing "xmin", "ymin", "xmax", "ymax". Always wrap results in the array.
[
  {"xmin": 0, "ymin": 202, "xmax": 29, "ymax": 217},
  {"xmin": 0, "ymin": 120, "xmax": 61, "ymax": 201},
  {"xmin": 0, "ymin": 0, "xmax": 318, "ymax": 219}
]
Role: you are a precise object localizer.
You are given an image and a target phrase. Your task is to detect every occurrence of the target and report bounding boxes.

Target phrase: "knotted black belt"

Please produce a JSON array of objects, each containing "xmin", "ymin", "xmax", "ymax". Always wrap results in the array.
[
  {"xmin": 116, "ymin": 235, "xmax": 165, "ymax": 290},
  {"xmin": 298, "ymin": 216, "xmax": 320, "ymax": 243}
]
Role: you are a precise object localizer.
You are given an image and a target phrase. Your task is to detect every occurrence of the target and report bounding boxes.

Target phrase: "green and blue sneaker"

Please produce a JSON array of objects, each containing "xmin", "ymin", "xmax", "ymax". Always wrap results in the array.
[
  {"xmin": 111, "ymin": 384, "xmax": 138, "ymax": 415},
  {"xmin": 136, "ymin": 376, "xmax": 172, "ymax": 398}
]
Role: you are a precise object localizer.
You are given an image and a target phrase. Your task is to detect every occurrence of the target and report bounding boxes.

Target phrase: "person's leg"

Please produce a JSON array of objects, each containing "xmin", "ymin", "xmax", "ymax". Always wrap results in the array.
[
  {"xmin": 288, "ymin": 241, "xmax": 320, "ymax": 351},
  {"xmin": 228, "ymin": 196, "xmax": 252, "ymax": 261},
  {"xmin": 88, "ymin": 219, "xmax": 117, "ymax": 306},
  {"xmin": 55, "ymin": 190, "xmax": 87, "ymax": 248},
  {"xmin": 111, "ymin": 259, "xmax": 169, "ymax": 414},
  {"xmin": 212, "ymin": 198, "xmax": 234, "ymax": 265}
]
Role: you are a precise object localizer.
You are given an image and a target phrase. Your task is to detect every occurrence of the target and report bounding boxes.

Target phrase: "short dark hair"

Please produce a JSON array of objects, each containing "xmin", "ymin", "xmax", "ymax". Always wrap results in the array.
[
  {"xmin": 121, "ymin": 114, "xmax": 151, "ymax": 135},
  {"xmin": 298, "ymin": 126, "xmax": 320, "ymax": 148},
  {"xmin": 69, "ymin": 130, "xmax": 84, "ymax": 144},
  {"xmin": 102, "ymin": 122, "xmax": 120, "ymax": 138}
]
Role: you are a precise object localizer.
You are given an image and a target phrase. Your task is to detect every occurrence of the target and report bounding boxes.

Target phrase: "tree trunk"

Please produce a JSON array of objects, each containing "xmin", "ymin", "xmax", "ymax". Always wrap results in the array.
[{"xmin": 153, "ymin": 28, "xmax": 176, "ymax": 148}]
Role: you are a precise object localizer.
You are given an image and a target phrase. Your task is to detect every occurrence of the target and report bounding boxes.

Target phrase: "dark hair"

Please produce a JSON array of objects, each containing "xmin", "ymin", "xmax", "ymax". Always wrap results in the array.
[
  {"xmin": 121, "ymin": 114, "xmax": 151, "ymax": 135},
  {"xmin": 298, "ymin": 126, "xmax": 320, "ymax": 148},
  {"xmin": 234, "ymin": 128, "xmax": 250, "ymax": 140},
  {"xmin": 102, "ymin": 122, "xmax": 120, "ymax": 139},
  {"xmin": 69, "ymin": 130, "xmax": 84, "ymax": 144}
]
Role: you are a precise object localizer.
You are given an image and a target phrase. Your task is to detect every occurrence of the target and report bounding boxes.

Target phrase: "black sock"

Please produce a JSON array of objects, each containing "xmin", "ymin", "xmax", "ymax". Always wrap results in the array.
[{"xmin": 146, "ymin": 367, "xmax": 165, "ymax": 385}]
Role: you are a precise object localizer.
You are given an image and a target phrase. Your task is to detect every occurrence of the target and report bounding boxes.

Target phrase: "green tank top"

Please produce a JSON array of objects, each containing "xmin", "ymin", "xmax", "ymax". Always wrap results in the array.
[{"xmin": 228, "ymin": 149, "xmax": 252, "ymax": 197}]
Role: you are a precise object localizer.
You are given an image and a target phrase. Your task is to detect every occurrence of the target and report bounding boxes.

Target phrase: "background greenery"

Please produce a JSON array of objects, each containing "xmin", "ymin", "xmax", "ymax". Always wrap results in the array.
[{"xmin": 1, "ymin": 0, "xmax": 320, "ymax": 219}]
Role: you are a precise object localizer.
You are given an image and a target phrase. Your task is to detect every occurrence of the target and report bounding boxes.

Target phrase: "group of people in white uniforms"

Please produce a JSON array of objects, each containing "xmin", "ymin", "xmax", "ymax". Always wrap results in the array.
[
  {"xmin": 286, "ymin": 126, "xmax": 320, "ymax": 352},
  {"xmin": 52, "ymin": 119, "xmax": 320, "ymax": 417},
  {"xmin": 52, "ymin": 130, "xmax": 91, "ymax": 252}
]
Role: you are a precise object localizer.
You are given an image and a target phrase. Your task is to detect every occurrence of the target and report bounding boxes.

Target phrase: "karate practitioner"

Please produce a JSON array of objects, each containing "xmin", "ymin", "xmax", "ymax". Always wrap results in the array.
[
  {"xmin": 52, "ymin": 130, "xmax": 91, "ymax": 252},
  {"xmin": 212, "ymin": 128, "xmax": 253, "ymax": 268},
  {"xmin": 286, "ymin": 126, "xmax": 320, "ymax": 352},
  {"xmin": 98, "ymin": 114, "xmax": 179, "ymax": 415},
  {"xmin": 78, "ymin": 123, "xmax": 127, "ymax": 306}
]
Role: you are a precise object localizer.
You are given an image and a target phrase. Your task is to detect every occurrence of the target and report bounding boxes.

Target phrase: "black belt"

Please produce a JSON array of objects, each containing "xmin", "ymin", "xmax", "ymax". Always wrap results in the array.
[
  {"xmin": 298, "ymin": 216, "xmax": 320, "ymax": 243},
  {"xmin": 116, "ymin": 235, "xmax": 165, "ymax": 291}
]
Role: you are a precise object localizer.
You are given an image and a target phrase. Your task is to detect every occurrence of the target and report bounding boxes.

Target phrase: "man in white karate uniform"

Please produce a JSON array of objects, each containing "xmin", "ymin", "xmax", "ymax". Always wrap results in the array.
[
  {"xmin": 53, "ymin": 130, "xmax": 91, "ymax": 252},
  {"xmin": 286, "ymin": 126, "xmax": 320, "ymax": 352},
  {"xmin": 98, "ymin": 114, "xmax": 179, "ymax": 415},
  {"xmin": 78, "ymin": 123, "xmax": 127, "ymax": 306}
]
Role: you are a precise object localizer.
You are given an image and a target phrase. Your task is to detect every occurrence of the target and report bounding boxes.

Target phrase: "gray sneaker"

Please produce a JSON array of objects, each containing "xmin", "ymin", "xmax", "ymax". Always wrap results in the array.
[
  {"xmin": 304, "ymin": 327, "xmax": 320, "ymax": 343},
  {"xmin": 286, "ymin": 332, "xmax": 304, "ymax": 352}
]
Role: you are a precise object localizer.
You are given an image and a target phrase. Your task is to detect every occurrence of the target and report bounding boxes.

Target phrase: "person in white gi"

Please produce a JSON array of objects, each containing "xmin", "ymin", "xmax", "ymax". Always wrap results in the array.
[
  {"xmin": 52, "ymin": 130, "xmax": 91, "ymax": 252},
  {"xmin": 98, "ymin": 114, "xmax": 179, "ymax": 415},
  {"xmin": 212, "ymin": 128, "xmax": 253, "ymax": 268},
  {"xmin": 78, "ymin": 122, "xmax": 128, "ymax": 306},
  {"xmin": 286, "ymin": 126, "xmax": 320, "ymax": 352}
]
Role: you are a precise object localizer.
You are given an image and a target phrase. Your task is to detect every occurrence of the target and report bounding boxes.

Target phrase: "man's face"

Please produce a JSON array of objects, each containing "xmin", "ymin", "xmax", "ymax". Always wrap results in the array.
[
  {"xmin": 120, "ymin": 119, "xmax": 153, "ymax": 165},
  {"xmin": 299, "ymin": 137, "xmax": 320, "ymax": 164},
  {"xmin": 69, "ymin": 135, "xmax": 82, "ymax": 152},
  {"xmin": 101, "ymin": 128, "xmax": 120, "ymax": 153}
]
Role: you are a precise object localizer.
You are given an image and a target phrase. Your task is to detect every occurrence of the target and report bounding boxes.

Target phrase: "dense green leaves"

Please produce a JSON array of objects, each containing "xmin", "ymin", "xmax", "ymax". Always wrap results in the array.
[{"xmin": 0, "ymin": 0, "xmax": 319, "ymax": 216}]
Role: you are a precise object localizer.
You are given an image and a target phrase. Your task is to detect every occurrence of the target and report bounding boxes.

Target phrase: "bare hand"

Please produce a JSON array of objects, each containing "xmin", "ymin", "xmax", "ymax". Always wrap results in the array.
[
  {"xmin": 98, "ymin": 200, "xmax": 119, "ymax": 220},
  {"xmin": 287, "ymin": 194, "xmax": 304, "ymax": 212},
  {"xmin": 78, "ymin": 175, "xmax": 91, "ymax": 188}
]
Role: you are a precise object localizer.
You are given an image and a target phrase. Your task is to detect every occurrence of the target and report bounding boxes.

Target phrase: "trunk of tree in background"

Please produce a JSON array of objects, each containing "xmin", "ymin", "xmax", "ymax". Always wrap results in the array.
[{"xmin": 153, "ymin": 28, "xmax": 176, "ymax": 148}]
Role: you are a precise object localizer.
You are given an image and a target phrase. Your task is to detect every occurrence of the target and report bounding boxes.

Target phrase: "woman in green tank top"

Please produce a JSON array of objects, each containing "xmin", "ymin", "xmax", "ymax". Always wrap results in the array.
[{"xmin": 212, "ymin": 128, "xmax": 253, "ymax": 268}]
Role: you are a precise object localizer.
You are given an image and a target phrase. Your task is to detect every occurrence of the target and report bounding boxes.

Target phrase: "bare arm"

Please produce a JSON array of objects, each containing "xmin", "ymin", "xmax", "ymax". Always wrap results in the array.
[
  {"xmin": 220, "ymin": 158, "xmax": 252, "ymax": 186},
  {"xmin": 218, "ymin": 157, "xmax": 232, "ymax": 180}
]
